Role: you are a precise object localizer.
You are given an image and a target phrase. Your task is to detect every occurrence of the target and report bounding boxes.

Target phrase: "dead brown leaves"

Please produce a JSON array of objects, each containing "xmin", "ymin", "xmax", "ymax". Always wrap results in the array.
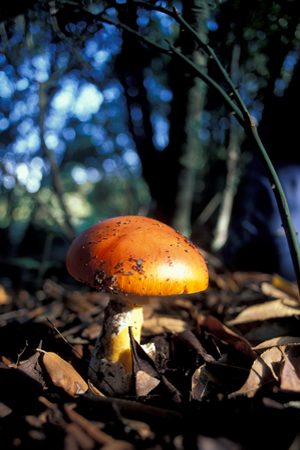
[
  {"xmin": 38, "ymin": 350, "xmax": 89, "ymax": 397},
  {"xmin": 226, "ymin": 297, "xmax": 300, "ymax": 326},
  {"xmin": 192, "ymin": 269, "xmax": 300, "ymax": 403},
  {"xmin": 1, "ymin": 267, "xmax": 300, "ymax": 449},
  {"xmin": 230, "ymin": 345, "xmax": 300, "ymax": 398}
]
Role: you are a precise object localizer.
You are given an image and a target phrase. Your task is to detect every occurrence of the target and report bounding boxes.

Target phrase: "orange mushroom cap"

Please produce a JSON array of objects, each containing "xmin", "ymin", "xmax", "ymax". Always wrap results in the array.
[{"xmin": 66, "ymin": 216, "xmax": 209, "ymax": 297}]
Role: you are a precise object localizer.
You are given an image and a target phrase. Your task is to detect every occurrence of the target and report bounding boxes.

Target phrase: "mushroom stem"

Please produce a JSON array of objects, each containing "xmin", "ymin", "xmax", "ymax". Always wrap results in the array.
[{"xmin": 97, "ymin": 295, "xmax": 144, "ymax": 373}]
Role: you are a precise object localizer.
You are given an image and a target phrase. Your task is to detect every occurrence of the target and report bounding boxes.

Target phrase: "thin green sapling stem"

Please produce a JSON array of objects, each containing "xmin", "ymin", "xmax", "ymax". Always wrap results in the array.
[
  {"xmin": 166, "ymin": 11, "xmax": 300, "ymax": 295},
  {"xmin": 130, "ymin": 3, "xmax": 300, "ymax": 294}
]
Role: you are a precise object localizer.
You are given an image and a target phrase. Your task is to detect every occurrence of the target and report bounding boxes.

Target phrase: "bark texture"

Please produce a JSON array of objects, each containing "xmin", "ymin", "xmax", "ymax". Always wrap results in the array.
[{"xmin": 155, "ymin": 0, "xmax": 210, "ymax": 237}]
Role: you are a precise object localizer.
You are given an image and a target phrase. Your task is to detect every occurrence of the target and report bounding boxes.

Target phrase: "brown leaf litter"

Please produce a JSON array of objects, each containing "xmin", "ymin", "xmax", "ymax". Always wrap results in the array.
[{"xmin": 1, "ymin": 265, "xmax": 300, "ymax": 449}]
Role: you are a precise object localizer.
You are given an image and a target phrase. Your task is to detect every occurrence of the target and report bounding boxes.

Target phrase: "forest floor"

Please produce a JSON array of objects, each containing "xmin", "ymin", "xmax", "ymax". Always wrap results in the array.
[{"xmin": 1, "ymin": 250, "xmax": 300, "ymax": 450}]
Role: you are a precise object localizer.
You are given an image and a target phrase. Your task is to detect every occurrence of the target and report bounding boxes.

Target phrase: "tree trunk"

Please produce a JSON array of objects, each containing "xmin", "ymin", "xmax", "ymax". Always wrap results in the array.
[
  {"xmin": 116, "ymin": 1, "xmax": 210, "ymax": 236},
  {"xmin": 154, "ymin": 0, "xmax": 210, "ymax": 237},
  {"xmin": 114, "ymin": 6, "xmax": 159, "ymax": 199}
]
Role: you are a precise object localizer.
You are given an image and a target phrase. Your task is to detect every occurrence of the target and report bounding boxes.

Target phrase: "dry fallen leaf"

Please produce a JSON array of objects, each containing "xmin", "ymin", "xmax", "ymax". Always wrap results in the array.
[
  {"xmin": 87, "ymin": 380, "xmax": 106, "ymax": 397},
  {"xmin": 191, "ymin": 364, "xmax": 221, "ymax": 401},
  {"xmin": 198, "ymin": 315, "xmax": 257, "ymax": 359},
  {"xmin": 39, "ymin": 351, "xmax": 88, "ymax": 397},
  {"xmin": 280, "ymin": 354, "xmax": 300, "ymax": 392},
  {"xmin": 135, "ymin": 370, "xmax": 160, "ymax": 396},
  {"xmin": 142, "ymin": 315, "xmax": 190, "ymax": 335},
  {"xmin": 226, "ymin": 298, "xmax": 300, "ymax": 326},
  {"xmin": 17, "ymin": 352, "xmax": 45, "ymax": 388},
  {"xmin": 252, "ymin": 336, "xmax": 300, "ymax": 351},
  {"xmin": 0, "ymin": 402, "xmax": 12, "ymax": 418},
  {"xmin": 271, "ymin": 275, "xmax": 299, "ymax": 299},
  {"xmin": 261, "ymin": 281, "xmax": 298, "ymax": 300},
  {"xmin": 229, "ymin": 347, "xmax": 283, "ymax": 398}
]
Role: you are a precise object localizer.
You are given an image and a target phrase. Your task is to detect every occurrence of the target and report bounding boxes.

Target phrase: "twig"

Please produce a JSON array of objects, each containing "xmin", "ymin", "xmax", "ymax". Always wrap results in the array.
[
  {"xmin": 46, "ymin": 318, "xmax": 85, "ymax": 361},
  {"xmin": 16, "ymin": 341, "xmax": 28, "ymax": 365},
  {"xmin": 197, "ymin": 192, "xmax": 223, "ymax": 226}
]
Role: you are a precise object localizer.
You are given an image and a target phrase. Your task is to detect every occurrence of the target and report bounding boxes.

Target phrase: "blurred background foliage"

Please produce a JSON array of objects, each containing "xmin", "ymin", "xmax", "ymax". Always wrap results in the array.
[{"xmin": 0, "ymin": 0, "xmax": 300, "ymax": 288}]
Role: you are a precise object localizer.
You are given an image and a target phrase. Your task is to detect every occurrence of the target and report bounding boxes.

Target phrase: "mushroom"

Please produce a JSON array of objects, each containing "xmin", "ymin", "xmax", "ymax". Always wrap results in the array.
[{"xmin": 66, "ymin": 215, "xmax": 209, "ymax": 395}]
